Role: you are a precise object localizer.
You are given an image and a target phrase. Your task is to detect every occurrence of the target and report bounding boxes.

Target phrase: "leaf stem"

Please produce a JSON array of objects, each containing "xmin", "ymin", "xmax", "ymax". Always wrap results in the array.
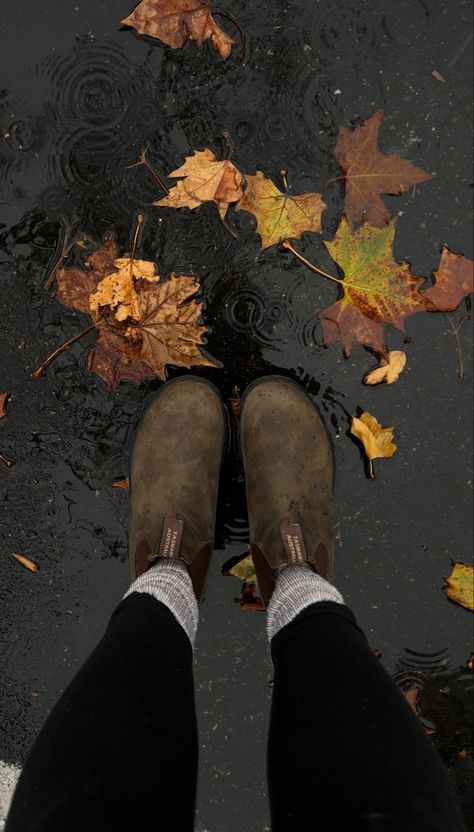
[
  {"xmin": 130, "ymin": 214, "xmax": 144, "ymax": 280},
  {"xmin": 326, "ymin": 175, "xmax": 347, "ymax": 186},
  {"xmin": 279, "ymin": 168, "xmax": 289, "ymax": 191},
  {"xmin": 32, "ymin": 323, "xmax": 96, "ymax": 378},
  {"xmin": 43, "ymin": 217, "xmax": 80, "ymax": 291},
  {"xmin": 281, "ymin": 240, "xmax": 343, "ymax": 284},
  {"xmin": 368, "ymin": 459, "xmax": 375, "ymax": 480},
  {"xmin": 127, "ymin": 147, "xmax": 169, "ymax": 195},
  {"xmin": 0, "ymin": 451, "xmax": 13, "ymax": 468},
  {"xmin": 445, "ymin": 313, "xmax": 466, "ymax": 380},
  {"xmin": 213, "ymin": 6, "xmax": 246, "ymax": 60}
]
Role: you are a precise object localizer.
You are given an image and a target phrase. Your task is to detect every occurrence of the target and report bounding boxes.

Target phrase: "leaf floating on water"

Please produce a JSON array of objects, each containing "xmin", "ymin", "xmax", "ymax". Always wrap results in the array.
[
  {"xmin": 112, "ymin": 476, "xmax": 130, "ymax": 489},
  {"xmin": 34, "ymin": 221, "xmax": 220, "ymax": 389},
  {"xmin": 155, "ymin": 148, "xmax": 244, "ymax": 224},
  {"xmin": 351, "ymin": 412, "xmax": 397, "ymax": 480},
  {"xmin": 443, "ymin": 562, "xmax": 474, "ymax": 611},
  {"xmin": 121, "ymin": 0, "xmax": 235, "ymax": 59},
  {"xmin": 363, "ymin": 351, "xmax": 407, "ymax": 386},
  {"xmin": 12, "ymin": 553, "xmax": 40, "ymax": 572},
  {"xmin": 236, "ymin": 170, "xmax": 325, "ymax": 250},
  {"xmin": 319, "ymin": 219, "xmax": 429, "ymax": 357},
  {"xmin": 424, "ymin": 248, "xmax": 474, "ymax": 313},
  {"xmin": 334, "ymin": 109, "xmax": 435, "ymax": 227}
]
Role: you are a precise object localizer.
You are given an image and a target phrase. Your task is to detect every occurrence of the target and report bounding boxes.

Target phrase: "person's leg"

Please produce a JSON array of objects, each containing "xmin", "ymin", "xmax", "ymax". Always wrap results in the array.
[
  {"xmin": 240, "ymin": 376, "xmax": 464, "ymax": 832},
  {"xmin": 268, "ymin": 591, "xmax": 465, "ymax": 831},
  {"xmin": 7, "ymin": 377, "xmax": 226, "ymax": 832},
  {"xmin": 7, "ymin": 591, "xmax": 198, "ymax": 832}
]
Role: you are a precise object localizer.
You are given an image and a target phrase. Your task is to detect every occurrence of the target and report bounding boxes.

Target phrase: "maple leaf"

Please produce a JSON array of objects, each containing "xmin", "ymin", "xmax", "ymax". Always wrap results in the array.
[
  {"xmin": 36, "ymin": 236, "xmax": 220, "ymax": 389},
  {"xmin": 236, "ymin": 170, "xmax": 326, "ymax": 250},
  {"xmin": 121, "ymin": 0, "xmax": 235, "ymax": 58},
  {"xmin": 351, "ymin": 411, "xmax": 397, "ymax": 480},
  {"xmin": 443, "ymin": 562, "xmax": 474, "ymax": 611},
  {"xmin": 320, "ymin": 219, "xmax": 429, "ymax": 357},
  {"xmin": 155, "ymin": 149, "xmax": 244, "ymax": 223},
  {"xmin": 334, "ymin": 110, "xmax": 435, "ymax": 227},
  {"xmin": 363, "ymin": 351, "xmax": 407, "ymax": 386},
  {"xmin": 424, "ymin": 247, "xmax": 474, "ymax": 312}
]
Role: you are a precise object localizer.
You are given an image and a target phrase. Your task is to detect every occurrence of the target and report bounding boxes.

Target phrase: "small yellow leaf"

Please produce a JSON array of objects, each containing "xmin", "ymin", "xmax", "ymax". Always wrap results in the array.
[
  {"xmin": 443, "ymin": 562, "xmax": 474, "ymax": 611},
  {"xmin": 351, "ymin": 412, "xmax": 397, "ymax": 479},
  {"xmin": 364, "ymin": 351, "xmax": 407, "ymax": 386},
  {"xmin": 227, "ymin": 553, "xmax": 257, "ymax": 583},
  {"xmin": 12, "ymin": 553, "xmax": 40, "ymax": 572}
]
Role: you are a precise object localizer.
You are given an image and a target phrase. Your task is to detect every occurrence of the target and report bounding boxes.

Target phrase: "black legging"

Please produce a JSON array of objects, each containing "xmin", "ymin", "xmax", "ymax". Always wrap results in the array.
[{"xmin": 6, "ymin": 594, "xmax": 465, "ymax": 831}]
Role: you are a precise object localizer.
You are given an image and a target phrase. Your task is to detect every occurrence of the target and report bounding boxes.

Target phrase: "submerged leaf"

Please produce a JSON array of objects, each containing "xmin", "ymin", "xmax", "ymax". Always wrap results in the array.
[
  {"xmin": 155, "ymin": 148, "xmax": 244, "ymax": 222},
  {"xmin": 12, "ymin": 553, "xmax": 39, "ymax": 573},
  {"xmin": 321, "ymin": 219, "xmax": 429, "ymax": 357},
  {"xmin": 424, "ymin": 248, "xmax": 474, "ymax": 312},
  {"xmin": 236, "ymin": 171, "xmax": 325, "ymax": 250},
  {"xmin": 121, "ymin": 0, "xmax": 235, "ymax": 58},
  {"xmin": 443, "ymin": 562, "xmax": 474, "ymax": 611},
  {"xmin": 363, "ymin": 351, "xmax": 407, "ymax": 386},
  {"xmin": 351, "ymin": 411, "xmax": 397, "ymax": 480},
  {"xmin": 334, "ymin": 109, "xmax": 435, "ymax": 227}
]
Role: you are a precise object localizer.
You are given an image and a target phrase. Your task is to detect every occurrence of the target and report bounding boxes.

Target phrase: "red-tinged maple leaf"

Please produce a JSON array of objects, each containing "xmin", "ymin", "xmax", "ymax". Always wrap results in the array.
[
  {"xmin": 334, "ymin": 110, "xmax": 436, "ymax": 227},
  {"xmin": 424, "ymin": 247, "xmax": 474, "ymax": 312},
  {"xmin": 317, "ymin": 218, "xmax": 430, "ymax": 357},
  {"xmin": 35, "ymin": 236, "xmax": 220, "ymax": 389}
]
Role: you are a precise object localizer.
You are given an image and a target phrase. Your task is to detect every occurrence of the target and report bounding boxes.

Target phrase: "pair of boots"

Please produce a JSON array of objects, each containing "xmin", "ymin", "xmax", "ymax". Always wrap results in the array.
[{"xmin": 129, "ymin": 376, "xmax": 334, "ymax": 608}]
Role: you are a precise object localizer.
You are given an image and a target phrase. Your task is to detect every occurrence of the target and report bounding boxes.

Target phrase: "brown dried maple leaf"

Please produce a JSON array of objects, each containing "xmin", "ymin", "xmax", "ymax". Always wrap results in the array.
[
  {"xmin": 424, "ymin": 247, "xmax": 474, "ymax": 312},
  {"xmin": 121, "ymin": 0, "xmax": 235, "ymax": 59},
  {"xmin": 155, "ymin": 148, "xmax": 244, "ymax": 223},
  {"xmin": 334, "ymin": 110, "xmax": 435, "ymax": 227},
  {"xmin": 39, "ymin": 237, "xmax": 219, "ymax": 389}
]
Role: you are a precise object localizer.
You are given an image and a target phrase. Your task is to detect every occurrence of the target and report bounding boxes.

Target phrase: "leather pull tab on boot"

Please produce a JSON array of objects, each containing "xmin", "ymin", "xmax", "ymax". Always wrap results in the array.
[
  {"xmin": 157, "ymin": 518, "xmax": 184, "ymax": 559},
  {"xmin": 280, "ymin": 522, "xmax": 308, "ymax": 563}
]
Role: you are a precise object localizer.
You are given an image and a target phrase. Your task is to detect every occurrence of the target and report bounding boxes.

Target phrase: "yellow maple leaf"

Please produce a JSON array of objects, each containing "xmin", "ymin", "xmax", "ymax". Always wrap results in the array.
[
  {"xmin": 236, "ymin": 170, "xmax": 326, "ymax": 250},
  {"xmin": 363, "ymin": 351, "xmax": 407, "ymax": 386},
  {"xmin": 155, "ymin": 148, "xmax": 244, "ymax": 222},
  {"xmin": 351, "ymin": 411, "xmax": 397, "ymax": 480},
  {"xmin": 443, "ymin": 562, "xmax": 474, "ymax": 611}
]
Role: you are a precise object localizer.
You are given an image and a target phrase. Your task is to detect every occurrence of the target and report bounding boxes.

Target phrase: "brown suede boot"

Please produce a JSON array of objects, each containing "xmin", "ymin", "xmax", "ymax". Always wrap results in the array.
[
  {"xmin": 240, "ymin": 376, "xmax": 334, "ymax": 606},
  {"xmin": 129, "ymin": 377, "xmax": 226, "ymax": 604}
]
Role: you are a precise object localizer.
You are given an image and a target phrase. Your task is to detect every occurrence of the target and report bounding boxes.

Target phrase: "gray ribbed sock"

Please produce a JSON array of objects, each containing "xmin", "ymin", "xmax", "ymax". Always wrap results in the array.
[
  {"xmin": 124, "ymin": 559, "xmax": 199, "ymax": 647},
  {"xmin": 266, "ymin": 563, "xmax": 344, "ymax": 641}
]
